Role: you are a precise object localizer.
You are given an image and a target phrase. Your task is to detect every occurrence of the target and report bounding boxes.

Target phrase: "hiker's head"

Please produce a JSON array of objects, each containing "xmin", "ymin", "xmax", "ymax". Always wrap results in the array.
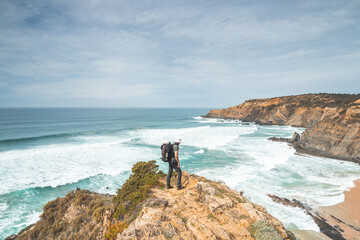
[{"xmin": 174, "ymin": 139, "xmax": 182, "ymax": 145}]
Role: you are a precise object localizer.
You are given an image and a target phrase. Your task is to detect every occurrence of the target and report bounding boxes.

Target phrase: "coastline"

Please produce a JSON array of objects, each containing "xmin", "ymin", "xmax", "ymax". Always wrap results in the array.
[
  {"xmin": 318, "ymin": 179, "xmax": 360, "ymax": 240},
  {"xmin": 204, "ymin": 94, "xmax": 360, "ymax": 164},
  {"xmin": 290, "ymin": 179, "xmax": 360, "ymax": 240},
  {"xmin": 6, "ymin": 167, "xmax": 294, "ymax": 240}
]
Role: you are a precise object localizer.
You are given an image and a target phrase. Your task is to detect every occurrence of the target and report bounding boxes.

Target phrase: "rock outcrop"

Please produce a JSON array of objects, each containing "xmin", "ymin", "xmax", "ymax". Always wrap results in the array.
[
  {"xmin": 8, "ymin": 162, "xmax": 294, "ymax": 240},
  {"xmin": 204, "ymin": 94, "xmax": 360, "ymax": 163},
  {"xmin": 267, "ymin": 194, "xmax": 357, "ymax": 240},
  {"xmin": 5, "ymin": 190, "xmax": 113, "ymax": 240},
  {"xmin": 269, "ymin": 132, "xmax": 301, "ymax": 144},
  {"xmin": 118, "ymin": 172, "xmax": 293, "ymax": 240}
]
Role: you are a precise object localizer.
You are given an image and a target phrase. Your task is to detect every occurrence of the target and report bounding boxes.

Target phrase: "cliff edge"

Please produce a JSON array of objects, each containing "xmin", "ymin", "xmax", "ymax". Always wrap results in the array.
[
  {"xmin": 204, "ymin": 94, "xmax": 360, "ymax": 163},
  {"xmin": 7, "ymin": 161, "xmax": 294, "ymax": 240}
]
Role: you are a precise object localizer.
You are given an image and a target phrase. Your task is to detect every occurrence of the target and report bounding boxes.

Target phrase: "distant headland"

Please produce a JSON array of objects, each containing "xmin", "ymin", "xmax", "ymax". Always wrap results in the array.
[{"xmin": 204, "ymin": 93, "xmax": 360, "ymax": 163}]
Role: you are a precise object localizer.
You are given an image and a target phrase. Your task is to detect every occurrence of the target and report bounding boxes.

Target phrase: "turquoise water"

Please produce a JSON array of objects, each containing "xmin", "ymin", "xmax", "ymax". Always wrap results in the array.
[{"xmin": 1, "ymin": 108, "xmax": 360, "ymax": 239}]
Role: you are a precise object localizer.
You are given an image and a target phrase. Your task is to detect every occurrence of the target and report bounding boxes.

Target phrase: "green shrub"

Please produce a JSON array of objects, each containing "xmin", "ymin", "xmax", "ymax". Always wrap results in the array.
[
  {"xmin": 92, "ymin": 207, "xmax": 104, "ymax": 221},
  {"xmin": 162, "ymin": 229, "xmax": 174, "ymax": 239},
  {"xmin": 248, "ymin": 220, "xmax": 282, "ymax": 240},
  {"xmin": 112, "ymin": 160, "xmax": 164, "ymax": 220},
  {"xmin": 108, "ymin": 161, "xmax": 165, "ymax": 238}
]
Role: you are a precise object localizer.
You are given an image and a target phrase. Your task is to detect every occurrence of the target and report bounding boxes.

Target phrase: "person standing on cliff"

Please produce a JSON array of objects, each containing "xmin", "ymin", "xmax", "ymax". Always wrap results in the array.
[{"xmin": 167, "ymin": 139, "xmax": 184, "ymax": 190}]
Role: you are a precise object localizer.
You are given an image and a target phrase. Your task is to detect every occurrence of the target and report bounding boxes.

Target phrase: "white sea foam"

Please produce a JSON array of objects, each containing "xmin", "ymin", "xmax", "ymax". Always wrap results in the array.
[
  {"xmin": 1, "ymin": 209, "xmax": 41, "ymax": 238},
  {"xmin": 259, "ymin": 195, "xmax": 320, "ymax": 231},
  {"xmin": 192, "ymin": 117, "xmax": 242, "ymax": 124},
  {"xmin": 20, "ymin": 210, "xmax": 40, "ymax": 229},
  {"xmin": 194, "ymin": 149, "xmax": 205, "ymax": 154},
  {"xmin": 1, "ymin": 122, "xmax": 360, "ymax": 235},
  {"xmin": 193, "ymin": 125, "xmax": 360, "ymax": 231},
  {"xmin": 0, "ymin": 203, "xmax": 8, "ymax": 212},
  {"xmin": 192, "ymin": 116, "xmax": 203, "ymax": 120},
  {"xmin": 128, "ymin": 125, "xmax": 256, "ymax": 150},
  {"xmin": 231, "ymin": 137, "xmax": 295, "ymax": 169},
  {"xmin": 278, "ymin": 155, "xmax": 360, "ymax": 207},
  {"xmin": 0, "ymin": 139, "xmax": 158, "ymax": 195},
  {"xmin": 195, "ymin": 165, "xmax": 319, "ymax": 231}
]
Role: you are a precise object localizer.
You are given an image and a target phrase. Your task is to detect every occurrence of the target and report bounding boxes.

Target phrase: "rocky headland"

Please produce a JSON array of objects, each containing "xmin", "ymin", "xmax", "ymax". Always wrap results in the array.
[
  {"xmin": 7, "ymin": 161, "xmax": 294, "ymax": 240},
  {"xmin": 204, "ymin": 94, "xmax": 360, "ymax": 163}
]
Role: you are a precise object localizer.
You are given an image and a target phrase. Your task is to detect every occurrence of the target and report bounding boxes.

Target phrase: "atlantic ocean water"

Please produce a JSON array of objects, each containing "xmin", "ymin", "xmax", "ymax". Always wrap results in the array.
[{"xmin": 1, "ymin": 108, "xmax": 360, "ymax": 239}]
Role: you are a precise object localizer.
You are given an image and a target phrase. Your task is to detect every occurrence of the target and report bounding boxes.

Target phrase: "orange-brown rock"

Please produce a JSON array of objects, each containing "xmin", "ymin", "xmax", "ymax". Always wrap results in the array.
[
  {"xmin": 204, "ymin": 94, "xmax": 360, "ymax": 163},
  {"xmin": 9, "ymin": 172, "xmax": 294, "ymax": 240},
  {"xmin": 118, "ymin": 172, "xmax": 293, "ymax": 240},
  {"xmin": 6, "ymin": 189, "xmax": 113, "ymax": 240}
]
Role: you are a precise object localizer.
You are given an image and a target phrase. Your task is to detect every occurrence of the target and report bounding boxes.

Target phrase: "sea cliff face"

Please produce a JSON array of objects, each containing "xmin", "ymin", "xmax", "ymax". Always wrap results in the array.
[
  {"xmin": 204, "ymin": 94, "xmax": 360, "ymax": 163},
  {"xmin": 7, "ymin": 161, "xmax": 293, "ymax": 240}
]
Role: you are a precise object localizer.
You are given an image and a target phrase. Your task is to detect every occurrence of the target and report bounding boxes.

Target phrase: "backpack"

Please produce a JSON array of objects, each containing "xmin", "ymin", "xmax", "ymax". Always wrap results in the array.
[{"xmin": 161, "ymin": 142, "xmax": 174, "ymax": 162}]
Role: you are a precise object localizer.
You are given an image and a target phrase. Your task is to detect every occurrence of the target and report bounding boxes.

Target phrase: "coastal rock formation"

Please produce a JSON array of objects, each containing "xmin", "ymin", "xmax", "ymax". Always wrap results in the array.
[
  {"xmin": 204, "ymin": 94, "xmax": 360, "ymax": 163},
  {"xmin": 8, "ymin": 161, "xmax": 294, "ymax": 240},
  {"xmin": 267, "ymin": 195, "xmax": 346, "ymax": 240},
  {"xmin": 267, "ymin": 192, "xmax": 360, "ymax": 240},
  {"xmin": 269, "ymin": 132, "xmax": 300, "ymax": 144},
  {"xmin": 119, "ymin": 173, "xmax": 292, "ymax": 240},
  {"xmin": 5, "ymin": 189, "xmax": 113, "ymax": 240}
]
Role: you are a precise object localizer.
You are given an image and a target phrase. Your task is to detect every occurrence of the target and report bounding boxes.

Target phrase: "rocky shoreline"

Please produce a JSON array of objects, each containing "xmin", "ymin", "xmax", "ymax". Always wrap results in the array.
[
  {"xmin": 204, "ymin": 94, "xmax": 360, "ymax": 163},
  {"xmin": 267, "ymin": 178, "xmax": 360, "ymax": 240},
  {"xmin": 7, "ymin": 161, "xmax": 294, "ymax": 240}
]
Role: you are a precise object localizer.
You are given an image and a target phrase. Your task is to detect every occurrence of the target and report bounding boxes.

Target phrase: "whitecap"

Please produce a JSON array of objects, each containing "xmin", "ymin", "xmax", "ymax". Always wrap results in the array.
[
  {"xmin": 192, "ymin": 116, "xmax": 203, "ymax": 120},
  {"xmin": 0, "ymin": 203, "xmax": 8, "ymax": 212},
  {"xmin": 0, "ymin": 138, "xmax": 158, "ymax": 195},
  {"xmin": 127, "ymin": 125, "xmax": 256, "ymax": 150},
  {"xmin": 194, "ymin": 149, "xmax": 205, "ymax": 154},
  {"xmin": 192, "ymin": 117, "xmax": 243, "ymax": 124}
]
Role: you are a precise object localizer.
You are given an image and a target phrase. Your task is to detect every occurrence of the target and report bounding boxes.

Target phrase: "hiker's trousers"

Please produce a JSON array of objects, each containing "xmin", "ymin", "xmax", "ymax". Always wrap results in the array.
[{"xmin": 167, "ymin": 161, "xmax": 182, "ymax": 188}]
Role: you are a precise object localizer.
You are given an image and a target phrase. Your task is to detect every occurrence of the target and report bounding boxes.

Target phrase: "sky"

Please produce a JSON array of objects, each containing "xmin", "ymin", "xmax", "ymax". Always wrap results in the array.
[{"xmin": 0, "ymin": 0, "xmax": 359, "ymax": 108}]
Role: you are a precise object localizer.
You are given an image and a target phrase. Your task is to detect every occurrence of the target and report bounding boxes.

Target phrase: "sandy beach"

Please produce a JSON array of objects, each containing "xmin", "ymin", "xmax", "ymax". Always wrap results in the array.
[
  {"xmin": 319, "ymin": 179, "xmax": 360, "ymax": 239},
  {"xmin": 292, "ymin": 179, "xmax": 360, "ymax": 240}
]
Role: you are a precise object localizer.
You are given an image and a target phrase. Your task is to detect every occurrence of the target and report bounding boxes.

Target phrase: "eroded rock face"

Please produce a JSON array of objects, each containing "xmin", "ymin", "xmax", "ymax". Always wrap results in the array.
[
  {"xmin": 204, "ymin": 94, "xmax": 360, "ymax": 163},
  {"xmin": 6, "ymin": 189, "xmax": 113, "ymax": 240},
  {"xmin": 117, "ymin": 172, "xmax": 293, "ymax": 240},
  {"xmin": 267, "ymin": 194, "xmax": 347, "ymax": 240},
  {"xmin": 9, "ymin": 172, "xmax": 293, "ymax": 240},
  {"xmin": 299, "ymin": 114, "xmax": 360, "ymax": 161}
]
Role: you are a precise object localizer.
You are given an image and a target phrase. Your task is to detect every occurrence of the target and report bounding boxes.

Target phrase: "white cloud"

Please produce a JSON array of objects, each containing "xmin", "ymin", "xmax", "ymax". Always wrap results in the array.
[
  {"xmin": 0, "ymin": 0, "xmax": 359, "ymax": 107},
  {"xmin": 13, "ymin": 78, "xmax": 157, "ymax": 100}
]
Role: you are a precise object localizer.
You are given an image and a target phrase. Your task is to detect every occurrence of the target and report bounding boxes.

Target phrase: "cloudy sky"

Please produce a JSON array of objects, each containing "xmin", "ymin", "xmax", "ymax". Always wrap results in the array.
[{"xmin": 0, "ymin": 0, "xmax": 359, "ymax": 107}]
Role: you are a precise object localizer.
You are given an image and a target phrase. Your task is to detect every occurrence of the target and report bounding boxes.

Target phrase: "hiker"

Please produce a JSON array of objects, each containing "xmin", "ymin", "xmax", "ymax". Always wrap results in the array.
[{"xmin": 163, "ymin": 139, "xmax": 183, "ymax": 190}]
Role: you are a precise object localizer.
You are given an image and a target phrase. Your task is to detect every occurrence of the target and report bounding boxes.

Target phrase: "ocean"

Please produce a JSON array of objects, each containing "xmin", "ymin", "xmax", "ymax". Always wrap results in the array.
[{"xmin": 1, "ymin": 108, "xmax": 359, "ymax": 239}]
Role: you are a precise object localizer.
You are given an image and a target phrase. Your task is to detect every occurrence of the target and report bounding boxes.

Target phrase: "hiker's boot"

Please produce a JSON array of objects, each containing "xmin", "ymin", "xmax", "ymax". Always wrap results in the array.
[
  {"xmin": 177, "ymin": 186, "xmax": 185, "ymax": 190},
  {"xmin": 166, "ymin": 185, "xmax": 173, "ymax": 189}
]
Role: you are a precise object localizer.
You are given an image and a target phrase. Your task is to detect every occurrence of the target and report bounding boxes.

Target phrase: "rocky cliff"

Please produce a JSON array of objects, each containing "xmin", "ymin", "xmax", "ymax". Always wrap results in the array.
[
  {"xmin": 7, "ymin": 161, "xmax": 294, "ymax": 240},
  {"xmin": 204, "ymin": 94, "xmax": 360, "ymax": 163}
]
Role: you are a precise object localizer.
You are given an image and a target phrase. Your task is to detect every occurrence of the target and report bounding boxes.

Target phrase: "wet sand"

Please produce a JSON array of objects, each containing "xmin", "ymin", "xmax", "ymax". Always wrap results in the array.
[
  {"xmin": 292, "ymin": 229, "xmax": 331, "ymax": 240},
  {"xmin": 319, "ymin": 179, "xmax": 360, "ymax": 240},
  {"xmin": 291, "ymin": 179, "xmax": 360, "ymax": 240}
]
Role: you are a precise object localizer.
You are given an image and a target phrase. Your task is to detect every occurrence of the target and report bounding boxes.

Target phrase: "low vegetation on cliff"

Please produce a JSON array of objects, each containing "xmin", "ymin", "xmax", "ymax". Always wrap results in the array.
[
  {"xmin": 109, "ymin": 160, "xmax": 165, "ymax": 239},
  {"xmin": 245, "ymin": 93, "xmax": 360, "ymax": 108},
  {"xmin": 112, "ymin": 160, "xmax": 165, "ymax": 220},
  {"xmin": 10, "ymin": 189, "xmax": 113, "ymax": 240},
  {"xmin": 7, "ymin": 161, "xmax": 294, "ymax": 240}
]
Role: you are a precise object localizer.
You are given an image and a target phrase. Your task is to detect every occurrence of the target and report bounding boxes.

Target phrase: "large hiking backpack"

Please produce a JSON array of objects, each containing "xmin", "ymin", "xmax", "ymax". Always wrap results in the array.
[{"xmin": 161, "ymin": 142, "xmax": 173, "ymax": 162}]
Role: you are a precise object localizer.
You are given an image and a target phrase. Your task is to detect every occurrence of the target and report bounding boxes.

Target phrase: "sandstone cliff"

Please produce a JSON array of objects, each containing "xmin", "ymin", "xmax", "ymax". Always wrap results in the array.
[
  {"xmin": 204, "ymin": 94, "xmax": 360, "ymax": 163},
  {"xmin": 7, "ymin": 161, "xmax": 294, "ymax": 240}
]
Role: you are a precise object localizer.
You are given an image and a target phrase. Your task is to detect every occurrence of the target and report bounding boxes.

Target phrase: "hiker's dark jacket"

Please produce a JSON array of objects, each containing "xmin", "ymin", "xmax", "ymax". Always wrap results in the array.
[{"xmin": 167, "ymin": 144, "xmax": 182, "ymax": 188}]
